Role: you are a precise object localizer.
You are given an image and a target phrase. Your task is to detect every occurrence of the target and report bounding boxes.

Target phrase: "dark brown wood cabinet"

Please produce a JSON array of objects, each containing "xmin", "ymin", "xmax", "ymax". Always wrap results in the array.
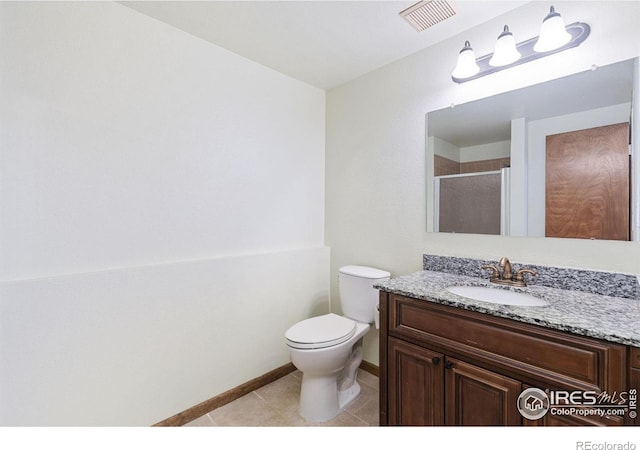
[
  {"xmin": 388, "ymin": 337, "xmax": 443, "ymax": 425},
  {"xmin": 445, "ymin": 357, "xmax": 522, "ymax": 426},
  {"xmin": 380, "ymin": 292, "xmax": 634, "ymax": 427},
  {"xmin": 388, "ymin": 336, "xmax": 521, "ymax": 425}
]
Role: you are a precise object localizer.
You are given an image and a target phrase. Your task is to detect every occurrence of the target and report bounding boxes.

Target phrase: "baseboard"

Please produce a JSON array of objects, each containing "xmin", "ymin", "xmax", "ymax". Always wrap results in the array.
[
  {"xmin": 154, "ymin": 362, "xmax": 296, "ymax": 427},
  {"xmin": 359, "ymin": 360, "xmax": 379, "ymax": 377},
  {"xmin": 155, "ymin": 359, "xmax": 380, "ymax": 426}
]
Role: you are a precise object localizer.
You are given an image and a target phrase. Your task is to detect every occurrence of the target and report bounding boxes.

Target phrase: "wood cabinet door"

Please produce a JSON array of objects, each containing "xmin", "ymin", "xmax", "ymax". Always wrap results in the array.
[
  {"xmin": 545, "ymin": 122, "xmax": 630, "ymax": 240},
  {"xmin": 445, "ymin": 357, "xmax": 522, "ymax": 426},
  {"xmin": 388, "ymin": 337, "xmax": 444, "ymax": 425}
]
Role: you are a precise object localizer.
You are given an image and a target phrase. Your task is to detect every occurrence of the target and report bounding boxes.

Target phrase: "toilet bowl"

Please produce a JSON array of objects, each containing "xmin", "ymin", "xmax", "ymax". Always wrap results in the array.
[
  {"xmin": 286, "ymin": 314, "xmax": 369, "ymax": 422},
  {"xmin": 285, "ymin": 265, "xmax": 390, "ymax": 422}
]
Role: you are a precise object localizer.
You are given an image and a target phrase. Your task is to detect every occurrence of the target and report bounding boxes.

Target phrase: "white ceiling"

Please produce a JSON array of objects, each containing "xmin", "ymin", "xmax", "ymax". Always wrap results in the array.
[{"xmin": 121, "ymin": 0, "xmax": 530, "ymax": 90}]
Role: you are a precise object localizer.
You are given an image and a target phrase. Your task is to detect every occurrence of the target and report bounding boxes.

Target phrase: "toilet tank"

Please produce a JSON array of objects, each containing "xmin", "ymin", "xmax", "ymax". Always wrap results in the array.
[{"xmin": 338, "ymin": 265, "xmax": 391, "ymax": 323}]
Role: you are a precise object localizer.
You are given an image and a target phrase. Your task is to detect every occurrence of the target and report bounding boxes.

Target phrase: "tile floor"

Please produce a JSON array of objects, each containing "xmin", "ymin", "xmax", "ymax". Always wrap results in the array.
[{"xmin": 184, "ymin": 369, "xmax": 379, "ymax": 427}]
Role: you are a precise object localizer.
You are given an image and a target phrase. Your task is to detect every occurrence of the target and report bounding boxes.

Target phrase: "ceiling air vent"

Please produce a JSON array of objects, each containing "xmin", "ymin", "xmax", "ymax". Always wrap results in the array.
[{"xmin": 399, "ymin": 0, "xmax": 456, "ymax": 32}]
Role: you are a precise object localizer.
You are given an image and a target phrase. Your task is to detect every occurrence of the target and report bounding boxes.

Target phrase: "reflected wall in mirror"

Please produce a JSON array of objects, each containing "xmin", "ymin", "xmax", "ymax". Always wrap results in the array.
[{"xmin": 426, "ymin": 58, "xmax": 637, "ymax": 241}]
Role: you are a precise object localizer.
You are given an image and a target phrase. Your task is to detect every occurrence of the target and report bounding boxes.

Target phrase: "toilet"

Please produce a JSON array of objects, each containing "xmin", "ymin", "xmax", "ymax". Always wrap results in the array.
[{"xmin": 285, "ymin": 265, "xmax": 390, "ymax": 422}]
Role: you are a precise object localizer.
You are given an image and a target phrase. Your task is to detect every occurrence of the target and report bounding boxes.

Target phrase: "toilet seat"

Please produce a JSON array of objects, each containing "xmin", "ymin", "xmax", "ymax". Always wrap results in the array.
[{"xmin": 285, "ymin": 313, "xmax": 356, "ymax": 350}]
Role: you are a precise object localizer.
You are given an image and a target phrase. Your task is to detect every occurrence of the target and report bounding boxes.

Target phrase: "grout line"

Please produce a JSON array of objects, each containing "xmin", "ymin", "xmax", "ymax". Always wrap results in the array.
[
  {"xmin": 206, "ymin": 414, "xmax": 218, "ymax": 426},
  {"xmin": 340, "ymin": 410, "xmax": 370, "ymax": 426}
]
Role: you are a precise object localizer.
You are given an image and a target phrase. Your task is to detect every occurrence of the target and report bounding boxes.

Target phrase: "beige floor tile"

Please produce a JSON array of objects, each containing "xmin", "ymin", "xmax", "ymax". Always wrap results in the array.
[
  {"xmin": 351, "ymin": 394, "xmax": 380, "ymax": 425},
  {"xmin": 209, "ymin": 392, "xmax": 290, "ymax": 426},
  {"xmin": 304, "ymin": 410, "xmax": 369, "ymax": 427},
  {"xmin": 185, "ymin": 368, "xmax": 379, "ymax": 427},
  {"xmin": 183, "ymin": 414, "xmax": 216, "ymax": 427},
  {"xmin": 356, "ymin": 369, "xmax": 379, "ymax": 390},
  {"xmin": 254, "ymin": 372, "xmax": 301, "ymax": 415}
]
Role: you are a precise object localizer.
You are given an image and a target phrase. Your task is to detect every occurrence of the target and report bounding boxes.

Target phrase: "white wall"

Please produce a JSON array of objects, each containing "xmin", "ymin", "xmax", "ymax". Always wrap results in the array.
[
  {"xmin": 0, "ymin": 2, "xmax": 327, "ymax": 425},
  {"xmin": 432, "ymin": 136, "xmax": 512, "ymax": 164},
  {"xmin": 0, "ymin": 248, "xmax": 329, "ymax": 426},
  {"xmin": 432, "ymin": 136, "xmax": 460, "ymax": 161},
  {"xmin": 326, "ymin": 1, "xmax": 640, "ymax": 365},
  {"xmin": 460, "ymin": 140, "xmax": 510, "ymax": 163}
]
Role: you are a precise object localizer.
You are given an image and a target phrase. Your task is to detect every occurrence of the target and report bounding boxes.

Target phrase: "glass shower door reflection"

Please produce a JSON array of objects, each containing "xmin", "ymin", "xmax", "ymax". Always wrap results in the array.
[{"xmin": 434, "ymin": 169, "xmax": 509, "ymax": 235}]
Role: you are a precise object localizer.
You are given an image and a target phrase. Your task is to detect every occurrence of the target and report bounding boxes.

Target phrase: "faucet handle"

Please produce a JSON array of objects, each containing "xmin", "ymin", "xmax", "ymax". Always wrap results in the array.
[
  {"xmin": 481, "ymin": 265, "xmax": 500, "ymax": 280},
  {"xmin": 515, "ymin": 268, "xmax": 537, "ymax": 283}
]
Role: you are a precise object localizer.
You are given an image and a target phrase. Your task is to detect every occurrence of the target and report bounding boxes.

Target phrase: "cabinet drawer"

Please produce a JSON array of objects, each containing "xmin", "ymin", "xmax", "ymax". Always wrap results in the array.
[{"xmin": 389, "ymin": 294, "xmax": 626, "ymax": 393}]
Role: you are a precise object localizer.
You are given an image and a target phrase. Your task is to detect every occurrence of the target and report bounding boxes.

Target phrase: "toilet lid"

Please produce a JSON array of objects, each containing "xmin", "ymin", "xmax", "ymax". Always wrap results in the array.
[{"xmin": 285, "ymin": 313, "xmax": 356, "ymax": 350}]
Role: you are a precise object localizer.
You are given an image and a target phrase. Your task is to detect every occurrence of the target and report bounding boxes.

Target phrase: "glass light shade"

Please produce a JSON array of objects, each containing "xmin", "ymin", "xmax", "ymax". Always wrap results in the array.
[
  {"xmin": 534, "ymin": 6, "xmax": 572, "ymax": 52},
  {"xmin": 489, "ymin": 26, "xmax": 521, "ymax": 67},
  {"xmin": 451, "ymin": 41, "xmax": 479, "ymax": 79}
]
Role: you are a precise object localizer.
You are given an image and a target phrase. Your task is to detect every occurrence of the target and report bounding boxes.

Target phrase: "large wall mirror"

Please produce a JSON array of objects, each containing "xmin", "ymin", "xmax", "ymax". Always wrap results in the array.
[{"xmin": 426, "ymin": 57, "xmax": 638, "ymax": 241}]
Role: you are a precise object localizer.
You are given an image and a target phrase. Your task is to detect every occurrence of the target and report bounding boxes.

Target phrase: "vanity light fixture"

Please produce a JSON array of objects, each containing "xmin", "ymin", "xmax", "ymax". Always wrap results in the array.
[
  {"xmin": 452, "ymin": 6, "xmax": 589, "ymax": 83},
  {"xmin": 489, "ymin": 25, "xmax": 521, "ymax": 67},
  {"xmin": 534, "ymin": 6, "xmax": 572, "ymax": 52},
  {"xmin": 451, "ymin": 41, "xmax": 480, "ymax": 79}
]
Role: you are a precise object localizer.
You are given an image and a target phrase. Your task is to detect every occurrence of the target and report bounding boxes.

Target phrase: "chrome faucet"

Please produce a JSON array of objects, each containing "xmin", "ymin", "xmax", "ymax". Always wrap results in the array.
[{"xmin": 481, "ymin": 257, "xmax": 536, "ymax": 287}]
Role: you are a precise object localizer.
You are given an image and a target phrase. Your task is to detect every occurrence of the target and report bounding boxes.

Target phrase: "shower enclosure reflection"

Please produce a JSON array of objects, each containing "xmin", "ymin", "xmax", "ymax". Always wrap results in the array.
[
  {"xmin": 431, "ymin": 133, "xmax": 511, "ymax": 235},
  {"xmin": 435, "ymin": 170, "xmax": 510, "ymax": 235}
]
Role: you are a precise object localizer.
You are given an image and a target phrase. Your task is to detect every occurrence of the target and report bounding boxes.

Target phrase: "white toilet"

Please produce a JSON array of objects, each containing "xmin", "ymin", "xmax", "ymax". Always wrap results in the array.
[{"xmin": 285, "ymin": 265, "xmax": 390, "ymax": 422}]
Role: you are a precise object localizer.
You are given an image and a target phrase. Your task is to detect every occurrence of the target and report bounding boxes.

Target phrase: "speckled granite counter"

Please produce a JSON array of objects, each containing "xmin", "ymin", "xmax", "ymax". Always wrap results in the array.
[{"xmin": 375, "ymin": 270, "xmax": 640, "ymax": 348}]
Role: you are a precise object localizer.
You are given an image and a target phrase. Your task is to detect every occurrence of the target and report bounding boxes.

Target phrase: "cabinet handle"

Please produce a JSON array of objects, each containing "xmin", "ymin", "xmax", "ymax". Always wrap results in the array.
[
  {"xmin": 431, "ymin": 357, "xmax": 440, "ymax": 366},
  {"xmin": 444, "ymin": 360, "xmax": 453, "ymax": 370}
]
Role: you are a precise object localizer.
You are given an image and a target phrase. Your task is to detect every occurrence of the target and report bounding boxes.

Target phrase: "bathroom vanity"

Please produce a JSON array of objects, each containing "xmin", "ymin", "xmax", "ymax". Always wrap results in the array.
[{"xmin": 376, "ymin": 256, "xmax": 640, "ymax": 427}]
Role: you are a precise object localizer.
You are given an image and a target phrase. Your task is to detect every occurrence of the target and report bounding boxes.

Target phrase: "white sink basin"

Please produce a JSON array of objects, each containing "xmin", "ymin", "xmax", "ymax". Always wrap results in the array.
[{"xmin": 446, "ymin": 285, "xmax": 548, "ymax": 307}]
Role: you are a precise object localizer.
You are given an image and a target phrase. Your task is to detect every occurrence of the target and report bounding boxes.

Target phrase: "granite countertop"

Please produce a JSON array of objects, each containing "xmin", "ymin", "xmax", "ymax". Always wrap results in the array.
[{"xmin": 375, "ymin": 270, "xmax": 640, "ymax": 347}]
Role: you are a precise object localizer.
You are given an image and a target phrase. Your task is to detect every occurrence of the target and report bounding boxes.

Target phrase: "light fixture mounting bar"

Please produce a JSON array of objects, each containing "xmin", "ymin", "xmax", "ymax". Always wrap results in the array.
[{"xmin": 452, "ymin": 22, "xmax": 590, "ymax": 84}]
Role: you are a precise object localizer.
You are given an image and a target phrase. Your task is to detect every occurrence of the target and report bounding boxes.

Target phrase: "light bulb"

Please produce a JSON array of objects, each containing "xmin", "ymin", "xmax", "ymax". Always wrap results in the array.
[
  {"xmin": 534, "ymin": 6, "xmax": 572, "ymax": 52},
  {"xmin": 489, "ymin": 25, "xmax": 521, "ymax": 67},
  {"xmin": 452, "ymin": 41, "xmax": 480, "ymax": 79}
]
